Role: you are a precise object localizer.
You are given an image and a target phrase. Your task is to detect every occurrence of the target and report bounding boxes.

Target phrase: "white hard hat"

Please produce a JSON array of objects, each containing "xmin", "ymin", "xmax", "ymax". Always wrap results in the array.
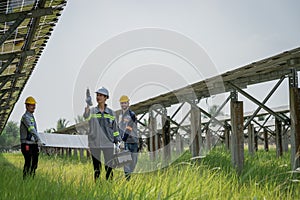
[{"xmin": 95, "ymin": 87, "xmax": 109, "ymax": 98}]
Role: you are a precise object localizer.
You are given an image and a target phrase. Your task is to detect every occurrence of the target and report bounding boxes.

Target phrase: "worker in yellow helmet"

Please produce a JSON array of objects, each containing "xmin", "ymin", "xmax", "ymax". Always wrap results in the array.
[
  {"xmin": 20, "ymin": 96, "xmax": 44, "ymax": 179},
  {"xmin": 117, "ymin": 95, "xmax": 139, "ymax": 181}
]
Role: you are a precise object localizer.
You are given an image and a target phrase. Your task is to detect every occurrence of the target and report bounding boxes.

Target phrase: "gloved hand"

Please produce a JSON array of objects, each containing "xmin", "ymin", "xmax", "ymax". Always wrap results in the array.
[
  {"xmin": 37, "ymin": 140, "xmax": 46, "ymax": 146},
  {"xmin": 114, "ymin": 143, "xmax": 121, "ymax": 153},
  {"xmin": 119, "ymin": 141, "xmax": 125, "ymax": 150},
  {"xmin": 86, "ymin": 88, "xmax": 93, "ymax": 106}
]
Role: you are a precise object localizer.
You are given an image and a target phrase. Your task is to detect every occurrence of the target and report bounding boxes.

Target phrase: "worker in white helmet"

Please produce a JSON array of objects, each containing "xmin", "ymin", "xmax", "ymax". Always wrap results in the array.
[
  {"xmin": 84, "ymin": 87, "xmax": 120, "ymax": 181},
  {"xmin": 118, "ymin": 95, "xmax": 139, "ymax": 181}
]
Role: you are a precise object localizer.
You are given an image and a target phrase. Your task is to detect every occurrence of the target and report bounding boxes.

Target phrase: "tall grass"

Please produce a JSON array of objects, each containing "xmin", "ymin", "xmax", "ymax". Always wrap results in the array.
[{"xmin": 1, "ymin": 147, "xmax": 299, "ymax": 199}]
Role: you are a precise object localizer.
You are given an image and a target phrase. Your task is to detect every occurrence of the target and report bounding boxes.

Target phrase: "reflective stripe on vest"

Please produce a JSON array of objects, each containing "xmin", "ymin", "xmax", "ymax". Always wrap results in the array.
[
  {"xmin": 113, "ymin": 131, "xmax": 119, "ymax": 136},
  {"xmin": 87, "ymin": 113, "xmax": 115, "ymax": 121},
  {"xmin": 28, "ymin": 126, "xmax": 35, "ymax": 131}
]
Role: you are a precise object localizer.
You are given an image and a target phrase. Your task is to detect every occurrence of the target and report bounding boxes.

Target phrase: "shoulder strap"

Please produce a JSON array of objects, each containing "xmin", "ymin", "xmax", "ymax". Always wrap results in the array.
[{"xmin": 129, "ymin": 110, "xmax": 137, "ymax": 123}]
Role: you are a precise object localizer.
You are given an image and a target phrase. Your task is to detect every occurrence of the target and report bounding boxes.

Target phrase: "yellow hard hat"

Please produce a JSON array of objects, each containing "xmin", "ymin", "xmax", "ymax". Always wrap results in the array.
[
  {"xmin": 119, "ymin": 95, "xmax": 129, "ymax": 103},
  {"xmin": 25, "ymin": 96, "xmax": 36, "ymax": 105}
]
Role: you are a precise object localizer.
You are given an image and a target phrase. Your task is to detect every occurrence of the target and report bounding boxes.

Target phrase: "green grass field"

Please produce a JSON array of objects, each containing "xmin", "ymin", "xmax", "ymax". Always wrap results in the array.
[{"xmin": 1, "ymin": 147, "xmax": 299, "ymax": 200}]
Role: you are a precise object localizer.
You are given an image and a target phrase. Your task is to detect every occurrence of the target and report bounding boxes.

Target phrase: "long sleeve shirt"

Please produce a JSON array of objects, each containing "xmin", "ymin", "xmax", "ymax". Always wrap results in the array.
[
  {"xmin": 20, "ymin": 111, "xmax": 41, "ymax": 144},
  {"xmin": 118, "ymin": 109, "xmax": 138, "ymax": 144},
  {"xmin": 84, "ymin": 105, "xmax": 120, "ymax": 148}
]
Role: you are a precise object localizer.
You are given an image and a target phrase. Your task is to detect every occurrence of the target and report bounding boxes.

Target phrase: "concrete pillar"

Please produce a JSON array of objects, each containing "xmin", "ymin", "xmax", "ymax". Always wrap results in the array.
[
  {"xmin": 230, "ymin": 100, "xmax": 244, "ymax": 173},
  {"xmin": 275, "ymin": 118, "xmax": 283, "ymax": 157},
  {"xmin": 248, "ymin": 124, "xmax": 255, "ymax": 156}
]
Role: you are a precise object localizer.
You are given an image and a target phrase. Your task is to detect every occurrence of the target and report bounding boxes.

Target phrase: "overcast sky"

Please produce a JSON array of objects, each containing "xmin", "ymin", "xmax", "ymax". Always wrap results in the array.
[{"xmin": 8, "ymin": 0, "xmax": 300, "ymax": 132}]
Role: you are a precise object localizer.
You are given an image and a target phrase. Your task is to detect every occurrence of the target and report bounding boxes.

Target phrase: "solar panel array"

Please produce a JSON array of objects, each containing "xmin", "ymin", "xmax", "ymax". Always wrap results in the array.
[{"xmin": 0, "ymin": 0, "xmax": 67, "ymax": 133}]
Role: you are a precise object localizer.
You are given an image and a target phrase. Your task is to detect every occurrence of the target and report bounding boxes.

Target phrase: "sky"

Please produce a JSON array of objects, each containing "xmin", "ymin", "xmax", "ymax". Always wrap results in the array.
[{"xmin": 8, "ymin": 0, "xmax": 300, "ymax": 132}]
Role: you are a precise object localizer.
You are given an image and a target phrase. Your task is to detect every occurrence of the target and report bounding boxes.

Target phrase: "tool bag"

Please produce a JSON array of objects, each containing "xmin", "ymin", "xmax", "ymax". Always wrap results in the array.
[{"xmin": 112, "ymin": 150, "xmax": 132, "ymax": 168}]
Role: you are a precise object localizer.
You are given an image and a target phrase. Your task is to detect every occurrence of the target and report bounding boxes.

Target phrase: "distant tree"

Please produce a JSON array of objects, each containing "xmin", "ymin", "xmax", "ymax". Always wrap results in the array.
[
  {"xmin": 203, "ymin": 104, "xmax": 224, "ymax": 119},
  {"xmin": 208, "ymin": 105, "xmax": 224, "ymax": 117},
  {"xmin": 0, "ymin": 121, "xmax": 20, "ymax": 147},
  {"xmin": 56, "ymin": 118, "xmax": 69, "ymax": 131},
  {"xmin": 44, "ymin": 128, "xmax": 56, "ymax": 133},
  {"xmin": 258, "ymin": 115, "xmax": 265, "ymax": 121},
  {"xmin": 74, "ymin": 115, "xmax": 85, "ymax": 124}
]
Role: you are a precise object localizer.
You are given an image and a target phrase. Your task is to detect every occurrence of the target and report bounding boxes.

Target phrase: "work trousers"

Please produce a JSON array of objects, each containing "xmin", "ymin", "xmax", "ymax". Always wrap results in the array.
[
  {"xmin": 90, "ymin": 147, "xmax": 114, "ymax": 181},
  {"xmin": 21, "ymin": 143, "xmax": 39, "ymax": 179},
  {"xmin": 124, "ymin": 143, "xmax": 138, "ymax": 180}
]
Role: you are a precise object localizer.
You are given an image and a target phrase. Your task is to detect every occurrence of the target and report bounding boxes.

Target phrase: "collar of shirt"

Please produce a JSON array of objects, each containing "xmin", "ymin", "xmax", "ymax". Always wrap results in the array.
[
  {"xmin": 25, "ymin": 111, "xmax": 34, "ymax": 117},
  {"xmin": 95, "ymin": 104, "xmax": 109, "ymax": 114}
]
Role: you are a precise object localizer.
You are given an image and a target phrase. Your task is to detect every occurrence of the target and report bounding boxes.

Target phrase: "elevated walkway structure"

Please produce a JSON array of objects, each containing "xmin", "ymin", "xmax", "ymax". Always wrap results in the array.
[{"xmin": 0, "ymin": 0, "xmax": 67, "ymax": 133}]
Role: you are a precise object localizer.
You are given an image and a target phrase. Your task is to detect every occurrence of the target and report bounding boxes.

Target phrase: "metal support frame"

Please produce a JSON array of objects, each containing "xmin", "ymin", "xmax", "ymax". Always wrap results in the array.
[
  {"xmin": 0, "ymin": 13, "xmax": 26, "ymax": 46},
  {"xmin": 256, "ymin": 114, "xmax": 272, "ymax": 134},
  {"xmin": 0, "ymin": 76, "xmax": 10, "ymax": 90},
  {"xmin": 202, "ymin": 94, "xmax": 231, "ymax": 132},
  {"xmin": 244, "ymin": 76, "xmax": 286, "ymax": 129},
  {"xmin": 0, "ymin": 54, "xmax": 16, "ymax": 74},
  {"xmin": 0, "ymin": 50, "xmax": 35, "ymax": 60},
  {"xmin": 252, "ymin": 118, "xmax": 274, "ymax": 136},
  {"xmin": 0, "ymin": 7, "xmax": 54, "ymax": 23},
  {"xmin": 228, "ymin": 82, "xmax": 289, "ymax": 124},
  {"xmin": 186, "ymin": 98, "xmax": 227, "ymax": 129},
  {"xmin": 154, "ymin": 107, "xmax": 191, "ymax": 135}
]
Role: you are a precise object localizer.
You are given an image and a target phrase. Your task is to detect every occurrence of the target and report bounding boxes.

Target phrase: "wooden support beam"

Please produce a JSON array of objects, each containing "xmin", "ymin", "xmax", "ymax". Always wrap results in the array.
[
  {"xmin": 289, "ymin": 87, "xmax": 300, "ymax": 170},
  {"xmin": 282, "ymin": 127, "xmax": 289, "ymax": 152},
  {"xmin": 149, "ymin": 111, "xmax": 158, "ymax": 159},
  {"xmin": 275, "ymin": 119, "xmax": 283, "ymax": 157},
  {"xmin": 263, "ymin": 128, "xmax": 269, "ymax": 152},
  {"xmin": 230, "ymin": 101, "xmax": 244, "ymax": 173},
  {"xmin": 206, "ymin": 129, "xmax": 212, "ymax": 151},
  {"xmin": 224, "ymin": 128, "xmax": 230, "ymax": 150},
  {"xmin": 254, "ymin": 130, "xmax": 258, "ymax": 152},
  {"xmin": 162, "ymin": 109, "xmax": 171, "ymax": 163},
  {"xmin": 190, "ymin": 105, "xmax": 202, "ymax": 157},
  {"xmin": 248, "ymin": 124, "xmax": 255, "ymax": 156},
  {"xmin": 176, "ymin": 134, "xmax": 184, "ymax": 154}
]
